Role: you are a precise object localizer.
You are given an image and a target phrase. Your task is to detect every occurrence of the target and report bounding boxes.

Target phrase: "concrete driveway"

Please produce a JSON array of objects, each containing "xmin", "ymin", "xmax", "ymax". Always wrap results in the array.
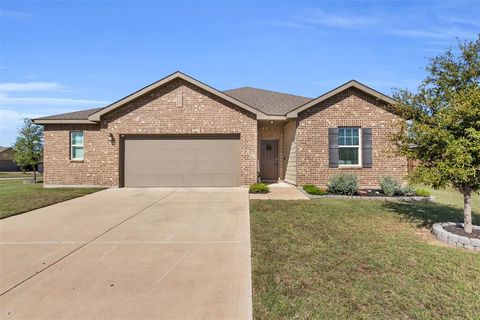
[{"xmin": 0, "ymin": 188, "xmax": 252, "ymax": 319}]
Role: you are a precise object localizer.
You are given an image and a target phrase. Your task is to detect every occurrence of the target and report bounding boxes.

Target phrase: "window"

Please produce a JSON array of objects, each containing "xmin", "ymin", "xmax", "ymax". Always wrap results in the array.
[
  {"xmin": 338, "ymin": 127, "xmax": 360, "ymax": 166},
  {"xmin": 70, "ymin": 131, "xmax": 84, "ymax": 160}
]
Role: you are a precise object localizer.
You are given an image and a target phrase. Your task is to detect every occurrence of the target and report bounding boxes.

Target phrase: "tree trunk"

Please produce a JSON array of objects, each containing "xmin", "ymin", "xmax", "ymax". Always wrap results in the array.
[
  {"xmin": 33, "ymin": 165, "xmax": 37, "ymax": 183},
  {"xmin": 463, "ymin": 187, "xmax": 473, "ymax": 234}
]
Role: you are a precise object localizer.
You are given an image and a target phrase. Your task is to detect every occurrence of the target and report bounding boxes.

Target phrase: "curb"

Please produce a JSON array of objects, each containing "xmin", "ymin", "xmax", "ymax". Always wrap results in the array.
[{"xmin": 432, "ymin": 222, "xmax": 480, "ymax": 251}]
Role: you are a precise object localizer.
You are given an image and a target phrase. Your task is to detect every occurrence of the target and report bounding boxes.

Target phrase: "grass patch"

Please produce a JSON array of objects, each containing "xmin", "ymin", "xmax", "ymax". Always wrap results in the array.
[
  {"xmin": 0, "ymin": 171, "xmax": 36, "ymax": 178},
  {"xmin": 302, "ymin": 184, "xmax": 327, "ymax": 195},
  {"xmin": 250, "ymin": 183, "xmax": 270, "ymax": 194},
  {"xmin": 251, "ymin": 190, "xmax": 480, "ymax": 319},
  {"xmin": 0, "ymin": 180, "xmax": 104, "ymax": 219}
]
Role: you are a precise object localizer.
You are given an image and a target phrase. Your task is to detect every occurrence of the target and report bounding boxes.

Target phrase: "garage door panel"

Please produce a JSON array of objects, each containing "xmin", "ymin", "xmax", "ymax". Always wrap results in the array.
[{"xmin": 123, "ymin": 135, "xmax": 240, "ymax": 187}]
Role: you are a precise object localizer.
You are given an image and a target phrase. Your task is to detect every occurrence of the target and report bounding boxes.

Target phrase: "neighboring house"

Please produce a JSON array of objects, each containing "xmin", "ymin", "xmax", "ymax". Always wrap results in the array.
[
  {"xmin": 32, "ymin": 71, "xmax": 406, "ymax": 188},
  {"xmin": 0, "ymin": 147, "xmax": 19, "ymax": 172}
]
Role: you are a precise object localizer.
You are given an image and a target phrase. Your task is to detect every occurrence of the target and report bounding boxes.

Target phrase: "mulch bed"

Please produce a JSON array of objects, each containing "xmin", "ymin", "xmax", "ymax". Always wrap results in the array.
[
  {"xmin": 357, "ymin": 189, "xmax": 389, "ymax": 197},
  {"xmin": 444, "ymin": 225, "xmax": 480, "ymax": 239}
]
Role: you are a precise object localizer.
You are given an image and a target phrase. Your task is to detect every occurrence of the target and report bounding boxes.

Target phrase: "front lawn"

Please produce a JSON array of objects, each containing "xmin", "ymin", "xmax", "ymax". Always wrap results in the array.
[
  {"xmin": 251, "ymin": 191, "xmax": 480, "ymax": 319},
  {"xmin": 0, "ymin": 180, "xmax": 104, "ymax": 219},
  {"xmin": 0, "ymin": 171, "xmax": 36, "ymax": 179}
]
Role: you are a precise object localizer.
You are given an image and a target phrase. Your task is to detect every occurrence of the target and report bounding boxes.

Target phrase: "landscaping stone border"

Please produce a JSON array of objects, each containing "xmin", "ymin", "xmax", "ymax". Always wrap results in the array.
[
  {"xmin": 298, "ymin": 188, "xmax": 434, "ymax": 202},
  {"xmin": 432, "ymin": 222, "xmax": 480, "ymax": 251}
]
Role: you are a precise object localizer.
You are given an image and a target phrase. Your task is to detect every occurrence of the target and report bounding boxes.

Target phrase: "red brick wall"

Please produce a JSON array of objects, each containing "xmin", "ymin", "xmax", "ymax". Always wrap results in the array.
[
  {"xmin": 43, "ymin": 79, "xmax": 258, "ymax": 187},
  {"xmin": 296, "ymin": 88, "xmax": 407, "ymax": 188}
]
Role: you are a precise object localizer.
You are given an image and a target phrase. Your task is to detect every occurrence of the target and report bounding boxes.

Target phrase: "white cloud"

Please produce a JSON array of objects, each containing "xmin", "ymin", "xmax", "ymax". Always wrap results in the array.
[
  {"xmin": 387, "ymin": 27, "xmax": 478, "ymax": 40},
  {"xmin": 302, "ymin": 10, "xmax": 377, "ymax": 29},
  {"xmin": 440, "ymin": 15, "xmax": 480, "ymax": 28},
  {"xmin": 259, "ymin": 10, "xmax": 479, "ymax": 41},
  {"xmin": 0, "ymin": 82, "xmax": 109, "ymax": 109},
  {"xmin": 0, "ymin": 109, "xmax": 41, "ymax": 129},
  {"xmin": 0, "ymin": 82, "xmax": 64, "ymax": 92},
  {"xmin": 261, "ymin": 19, "xmax": 315, "ymax": 30},
  {"xmin": 0, "ymin": 95, "xmax": 108, "ymax": 106},
  {"xmin": 0, "ymin": 80, "xmax": 108, "ymax": 145},
  {"xmin": 0, "ymin": 109, "xmax": 43, "ymax": 146},
  {"xmin": 0, "ymin": 10, "xmax": 34, "ymax": 19}
]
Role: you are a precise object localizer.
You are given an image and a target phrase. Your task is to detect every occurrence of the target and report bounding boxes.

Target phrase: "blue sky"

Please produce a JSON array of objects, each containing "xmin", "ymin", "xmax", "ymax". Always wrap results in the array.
[{"xmin": 0, "ymin": 0, "xmax": 479, "ymax": 146}]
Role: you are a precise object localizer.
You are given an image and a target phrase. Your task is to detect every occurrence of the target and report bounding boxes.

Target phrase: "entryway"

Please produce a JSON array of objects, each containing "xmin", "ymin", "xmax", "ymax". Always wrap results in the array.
[{"xmin": 259, "ymin": 140, "xmax": 278, "ymax": 182}]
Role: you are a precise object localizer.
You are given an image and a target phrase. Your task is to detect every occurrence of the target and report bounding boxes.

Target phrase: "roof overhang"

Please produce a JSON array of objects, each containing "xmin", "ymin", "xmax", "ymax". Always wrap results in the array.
[
  {"xmin": 31, "ymin": 119, "xmax": 98, "ymax": 124},
  {"xmin": 286, "ymin": 80, "xmax": 396, "ymax": 118},
  {"xmin": 257, "ymin": 115, "xmax": 287, "ymax": 120},
  {"xmin": 87, "ymin": 71, "xmax": 268, "ymax": 121}
]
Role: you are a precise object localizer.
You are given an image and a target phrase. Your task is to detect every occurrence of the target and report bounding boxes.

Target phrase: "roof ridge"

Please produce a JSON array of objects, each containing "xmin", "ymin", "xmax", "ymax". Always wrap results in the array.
[{"xmin": 224, "ymin": 86, "xmax": 312, "ymax": 100}]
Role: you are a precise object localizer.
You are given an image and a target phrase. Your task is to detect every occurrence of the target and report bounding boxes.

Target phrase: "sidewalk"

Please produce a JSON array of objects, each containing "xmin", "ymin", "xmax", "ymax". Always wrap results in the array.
[{"xmin": 249, "ymin": 182, "xmax": 309, "ymax": 200}]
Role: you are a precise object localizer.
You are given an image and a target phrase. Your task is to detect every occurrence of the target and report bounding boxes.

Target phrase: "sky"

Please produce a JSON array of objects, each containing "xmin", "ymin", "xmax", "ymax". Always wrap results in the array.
[{"xmin": 0, "ymin": 0, "xmax": 479, "ymax": 146}]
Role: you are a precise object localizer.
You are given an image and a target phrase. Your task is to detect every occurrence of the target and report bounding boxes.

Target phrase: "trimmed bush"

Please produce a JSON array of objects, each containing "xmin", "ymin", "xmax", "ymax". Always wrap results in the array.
[
  {"xmin": 398, "ymin": 186, "xmax": 416, "ymax": 196},
  {"xmin": 327, "ymin": 174, "xmax": 358, "ymax": 195},
  {"xmin": 249, "ymin": 183, "xmax": 269, "ymax": 194},
  {"xmin": 415, "ymin": 188, "xmax": 431, "ymax": 197},
  {"xmin": 303, "ymin": 184, "xmax": 327, "ymax": 195},
  {"xmin": 379, "ymin": 176, "xmax": 401, "ymax": 196}
]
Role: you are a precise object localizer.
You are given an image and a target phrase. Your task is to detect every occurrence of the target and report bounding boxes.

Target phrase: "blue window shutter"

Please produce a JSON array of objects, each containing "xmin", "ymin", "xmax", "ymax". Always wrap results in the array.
[{"xmin": 329, "ymin": 128, "xmax": 339, "ymax": 168}]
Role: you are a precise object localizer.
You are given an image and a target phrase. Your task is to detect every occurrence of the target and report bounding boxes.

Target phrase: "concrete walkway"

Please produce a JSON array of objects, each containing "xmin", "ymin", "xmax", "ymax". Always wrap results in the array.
[
  {"xmin": 0, "ymin": 188, "xmax": 252, "ymax": 320},
  {"xmin": 249, "ymin": 182, "xmax": 309, "ymax": 200}
]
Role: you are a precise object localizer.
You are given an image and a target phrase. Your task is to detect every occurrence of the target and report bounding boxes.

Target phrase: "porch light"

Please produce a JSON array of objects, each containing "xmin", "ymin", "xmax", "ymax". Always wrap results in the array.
[
  {"xmin": 269, "ymin": 120, "xmax": 275, "ymax": 124},
  {"xmin": 107, "ymin": 133, "xmax": 114, "ymax": 142}
]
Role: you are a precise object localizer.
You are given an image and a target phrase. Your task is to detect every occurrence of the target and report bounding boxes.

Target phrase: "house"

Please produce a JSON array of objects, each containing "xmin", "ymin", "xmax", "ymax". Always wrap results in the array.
[
  {"xmin": 32, "ymin": 71, "xmax": 407, "ymax": 188},
  {"xmin": 0, "ymin": 147, "xmax": 19, "ymax": 172}
]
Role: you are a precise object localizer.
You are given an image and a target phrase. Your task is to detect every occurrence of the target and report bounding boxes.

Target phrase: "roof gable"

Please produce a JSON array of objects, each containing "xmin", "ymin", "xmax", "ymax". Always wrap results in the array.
[
  {"xmin": 0, "ymin": 147, "xmax": 12, "ymax": 154},
  {"xmin": 32, "ymin": 76, "xmax": 397, "ymax": 124},
  {"xmin": 87, "ymin": 72, "xmax": 267, "ymax": 121},
  {"xmin": 286, "ymin": 80, "xmax": 396, "ymax": 118}
]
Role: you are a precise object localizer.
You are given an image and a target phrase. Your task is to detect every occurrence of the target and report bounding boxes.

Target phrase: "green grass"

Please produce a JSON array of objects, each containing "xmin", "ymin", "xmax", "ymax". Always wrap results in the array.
[
  {"xmin": 0, "ymin": 180, "xmax": 104, "ymax": 219},
  {"xmin": 0, "ymin": 171, "xmax": 36, "ymax": 178},
  {"xmin": 251, "ymin": 190, "xmax": 480, "ymax": 319},
  {"xmin": 427, "ymin": 187, "xmax": 480, "ymax": 210}
]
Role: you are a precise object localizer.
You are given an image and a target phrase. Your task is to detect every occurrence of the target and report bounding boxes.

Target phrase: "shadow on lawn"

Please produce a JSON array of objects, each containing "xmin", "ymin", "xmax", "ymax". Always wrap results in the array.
[{"xmin": 382, "ymin": 201, "xmax": 480, "ymax": 229}]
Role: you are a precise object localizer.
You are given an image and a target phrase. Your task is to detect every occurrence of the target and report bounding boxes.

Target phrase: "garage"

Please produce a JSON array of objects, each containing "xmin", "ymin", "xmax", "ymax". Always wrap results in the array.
[{"xmin": 121, "ymin": 134, "xmax": 241, "ymax": 187}]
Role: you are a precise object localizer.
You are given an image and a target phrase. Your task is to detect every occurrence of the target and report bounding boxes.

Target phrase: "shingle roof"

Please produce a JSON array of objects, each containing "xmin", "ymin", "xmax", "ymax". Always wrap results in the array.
[
  {"xmin": 34, "ymin": 107, "xmax": 104, "ymax": 121},
  {"xmin": 34, "ymin": 87, "xmax": 312, "ymax": 121},
  {"xmin": 33, "ymin": 79, "xmax": 395, "ymax": 121},
  {"xmin": 0, "ymin": 146, "xmax": 11, "ymax": 153},
  {"xmin": 224, "ymin": 87, "xmax": 312, "ymax": 115}
]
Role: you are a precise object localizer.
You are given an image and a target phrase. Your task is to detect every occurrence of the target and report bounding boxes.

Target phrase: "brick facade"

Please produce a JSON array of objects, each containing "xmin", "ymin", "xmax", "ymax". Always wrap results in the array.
[
  {"xmin": 42, "ymin": 82, "xmax": 406, "ymax": 189},
  {"xmin": 296, "ymin": 88, "xmax": 407, "ymax": 188},
  {"xmin": 43, "ymin": 79, "xmax": 257, "ymax": 187}
]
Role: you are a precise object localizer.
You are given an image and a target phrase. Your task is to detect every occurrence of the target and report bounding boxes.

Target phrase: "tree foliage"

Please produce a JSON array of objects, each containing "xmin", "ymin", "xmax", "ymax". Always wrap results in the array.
[
  {"xmin": 392, "ymin": 35, "xmax": 479, "ymax": 232},
  {"xmin": 13, "ymin": 118, "xmax": 44, "ymax": 179},
  {"xmin": 393, "ymin": 35, "xmax": 480, "ymax": 192}
]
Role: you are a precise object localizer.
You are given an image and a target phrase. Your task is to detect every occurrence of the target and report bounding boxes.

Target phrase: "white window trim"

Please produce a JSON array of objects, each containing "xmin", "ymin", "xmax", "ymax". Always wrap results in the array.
[
  {"xmin": 338, "ymin": 127, "xmax": 362, "ymax": 168},
  {"xmin": 70, "ymin": 131, "xmax": 84, "ymax": 160}
]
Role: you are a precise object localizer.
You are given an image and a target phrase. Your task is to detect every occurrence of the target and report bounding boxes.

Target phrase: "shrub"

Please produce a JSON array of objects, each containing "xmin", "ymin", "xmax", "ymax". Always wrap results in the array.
[
  {"xmin": 379, "ymin": 176, "xmax": 401, "ymax": 196},
  {"xmin": 415, "ymin": 188, "xmax": 431, "ymax": 197},
  {"xmin": 397, "ymin": 185, "xmax": 416, "ymax": 196},
  {"xmin": 249, "ymin": 183, "xmax": 269, "ymax": 194},
  {"xmin": 303, "ymin": 184, "xmax": 327, "ymax": 195},
  {"xmin": 327, "ymin": 173, "xmax": 358, "ymax": 195}
]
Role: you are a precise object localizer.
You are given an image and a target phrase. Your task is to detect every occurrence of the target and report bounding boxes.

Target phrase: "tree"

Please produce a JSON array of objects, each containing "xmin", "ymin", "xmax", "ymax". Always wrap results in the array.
[
  {"xmin": 392, "ymin": 35, "xmax": 480, "ymax": 233},
  {"xmin": 13, "ymin": 118, "xmax": 44, "ymax": 182}
]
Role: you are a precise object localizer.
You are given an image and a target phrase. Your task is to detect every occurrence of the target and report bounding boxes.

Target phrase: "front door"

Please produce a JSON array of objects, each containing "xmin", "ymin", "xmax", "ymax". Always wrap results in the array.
[{"xmin": 260, "ymin": 140, "xmax": 278, "ymax": 182}]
